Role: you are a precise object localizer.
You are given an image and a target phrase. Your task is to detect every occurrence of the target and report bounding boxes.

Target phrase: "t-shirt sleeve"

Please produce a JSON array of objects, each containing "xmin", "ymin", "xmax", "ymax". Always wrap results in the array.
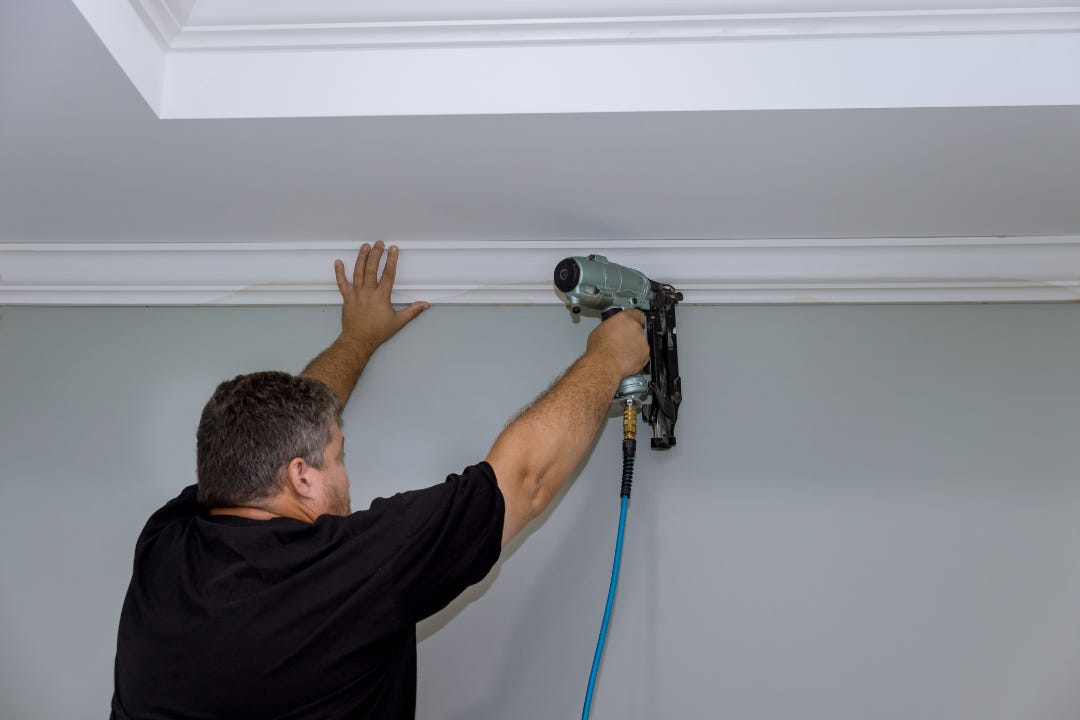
[
  {"xmin": 135, "ymin": 485, "xmax": 200, "ymax": 552},
  {"xmin": 360, "ymin": 461, "xmax": 505, "ymax": 623}
]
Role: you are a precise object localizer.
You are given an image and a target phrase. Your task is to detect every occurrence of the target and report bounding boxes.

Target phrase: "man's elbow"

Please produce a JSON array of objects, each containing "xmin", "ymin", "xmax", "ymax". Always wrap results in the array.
[
  {"xmin": 507, "ymin": 464, "xmax": 549, "ymax": 521},
  {"xmin": 488, "ymin": 456, "xmax": 552, "ymax": 543},
  {"xmin": 521, "ymin": 468, "xmax": 550, "ymax": 521}
]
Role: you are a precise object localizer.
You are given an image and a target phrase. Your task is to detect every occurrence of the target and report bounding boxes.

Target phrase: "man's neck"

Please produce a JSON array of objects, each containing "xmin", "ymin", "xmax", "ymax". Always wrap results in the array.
[
  {"xmin": 209, "ymin": 506, "xmax": 282, "ymax": 521},
  {"xmin": 209, "ymin": 498, "xmax": 320, "ymax": 524}
]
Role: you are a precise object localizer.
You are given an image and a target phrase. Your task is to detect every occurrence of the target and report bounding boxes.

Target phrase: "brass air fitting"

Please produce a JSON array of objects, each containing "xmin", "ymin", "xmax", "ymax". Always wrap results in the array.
[{"xmin": 623, "ymin": 400, "xmax": 637, "ymax": 441}]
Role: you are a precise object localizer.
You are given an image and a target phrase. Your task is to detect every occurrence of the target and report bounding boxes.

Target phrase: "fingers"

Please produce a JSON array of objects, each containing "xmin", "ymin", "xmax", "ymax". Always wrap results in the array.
[
  {"xmin": 607, "ymin": 308, "xmax": 646, "ymax": 332},
  {"xmin": 352, "ymin": 243, "xmax": 370, "ymax": 287},
  {"xmin": 624, "ymin": 308, "xmax": 646, "ymax": 328},
  {"xmin": 343, "ymin": 240, "xmax": 407, "ymax": 295},
  {"xmin": 364, "ymin": 241, "xmax": 385, "ymax": 288},
  {"xmin": 334, "ymin": 259, "xmax": 349, "ymax": 296},
  {"xmin": 396, "ymin": 300, "xmax": 431, "ymax": 328},
  {"xmin": 380, "ymin": 245, "xmax": 398, "ymax": 294}
]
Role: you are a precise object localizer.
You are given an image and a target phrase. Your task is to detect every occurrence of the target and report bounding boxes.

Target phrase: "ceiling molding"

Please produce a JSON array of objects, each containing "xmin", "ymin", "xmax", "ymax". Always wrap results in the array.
[
  {"xmin": 3, "ymin": 238, "xmax": 1080, "ymax": 306},
  {"xmin": 160, "ymin": 31, "xmax": 1080, "ymax": 118},
  {"xmin": 69, "ymin": 2, "xmax": 1080, "ymax": 117},
  {"xmin": 129, "ymin": 0, "xmax": 184, "ymax": 47},
  {"xmin": 169, "ymin": 9, "xmax": 1080, "ymax": 51}
]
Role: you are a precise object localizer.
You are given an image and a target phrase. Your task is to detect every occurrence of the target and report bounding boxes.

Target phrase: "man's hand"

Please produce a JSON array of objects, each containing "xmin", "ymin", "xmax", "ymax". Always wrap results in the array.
[
  {"xmin": 583, "ymin": 309, "xmax": 650, "ymax": 381},
  {"xmin": 302, "ymin": 242, "xmax": 429, "ymax": 406},
  {"xmin": 335, "ymin": 241, "xmax": 430, "ymax": 353}
]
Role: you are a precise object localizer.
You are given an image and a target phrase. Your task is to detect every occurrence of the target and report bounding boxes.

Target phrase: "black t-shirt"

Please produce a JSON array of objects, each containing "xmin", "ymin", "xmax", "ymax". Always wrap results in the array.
[{"xmin": 111, "ymin": 462, "xmax": 504, "ymax": 720}]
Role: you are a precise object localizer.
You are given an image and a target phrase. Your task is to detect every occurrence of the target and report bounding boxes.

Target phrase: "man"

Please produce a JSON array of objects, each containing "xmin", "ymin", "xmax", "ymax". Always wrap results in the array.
[{"xmin": 111, "ymin": 241, "xmax": 649, "ymax": 719}]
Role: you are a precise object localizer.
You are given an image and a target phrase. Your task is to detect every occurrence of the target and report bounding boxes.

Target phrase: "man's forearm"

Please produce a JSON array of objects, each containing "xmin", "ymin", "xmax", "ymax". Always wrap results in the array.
[
  {"xmin": 486, "ymin": 352, "xmax": 623, "ymax": 542},
  {"xmin": 509, "ymin": 354, "xmax": 622, "ymax": 486},
  {"xmin": 301, "ymin": 335, "xmax": 376, "ymax": 408}
]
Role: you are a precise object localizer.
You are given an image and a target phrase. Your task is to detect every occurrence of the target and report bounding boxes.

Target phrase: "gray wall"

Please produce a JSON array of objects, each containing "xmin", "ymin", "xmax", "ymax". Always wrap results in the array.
[{"xmin": 2, "ymin": 304, "xmax": 1079, "ymax": 719}]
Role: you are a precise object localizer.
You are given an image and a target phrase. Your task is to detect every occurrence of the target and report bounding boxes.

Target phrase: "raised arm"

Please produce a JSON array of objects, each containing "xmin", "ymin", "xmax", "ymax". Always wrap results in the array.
[
  {"xmin": 485, "ymin": 310, "xmax": 650, "ymax": 546},
  {"xmin": 302, "ymin": 241, "xmax": 429, "ymax": 407}
]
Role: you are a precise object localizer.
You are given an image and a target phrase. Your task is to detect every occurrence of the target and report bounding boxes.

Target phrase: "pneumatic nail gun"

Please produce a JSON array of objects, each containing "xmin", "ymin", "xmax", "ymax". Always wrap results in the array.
[{"xmin": 554, "ymin": 255, "xmax": 683, "ymax": 449}]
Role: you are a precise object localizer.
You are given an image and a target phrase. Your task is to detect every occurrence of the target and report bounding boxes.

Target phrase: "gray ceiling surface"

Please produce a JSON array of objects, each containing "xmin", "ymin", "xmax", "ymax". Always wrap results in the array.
[{"xmin": 2, "ymin": 0, "xmax": 1079, "ymax": 245}]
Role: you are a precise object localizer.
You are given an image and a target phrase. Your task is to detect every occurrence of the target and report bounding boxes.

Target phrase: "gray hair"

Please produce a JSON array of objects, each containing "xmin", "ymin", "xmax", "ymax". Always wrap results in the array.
[{"xmin": 196, "ymin": 371, "xmax": 341, "ymax": 507}]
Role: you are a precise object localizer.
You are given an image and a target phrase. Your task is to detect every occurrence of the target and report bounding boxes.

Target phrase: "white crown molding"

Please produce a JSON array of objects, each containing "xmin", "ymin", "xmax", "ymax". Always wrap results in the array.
[
  {"xmin": 169, "ymin": 9, "xmax": 1080, "ymax": 51},
  {"xmin": 70, "ymin": 2, "xmax": 1080, "ymax": 118},
  {"xmin": 129, "ymin": 0, "xmax": 184, "ymax": 47},
  {"xmin": 3, "ymin": 238, "xmax": 1080, "ymax": 306},
  {"xmin": 160, "ymin": 31, "xmax": 1080, "ymax": 118}
]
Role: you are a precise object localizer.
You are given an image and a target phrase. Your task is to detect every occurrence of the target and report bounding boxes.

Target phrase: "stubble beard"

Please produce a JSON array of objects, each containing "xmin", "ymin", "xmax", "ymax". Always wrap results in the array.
[{"xmin": 327, "ymin": 482, "xmax": 351, "ymax": 516}]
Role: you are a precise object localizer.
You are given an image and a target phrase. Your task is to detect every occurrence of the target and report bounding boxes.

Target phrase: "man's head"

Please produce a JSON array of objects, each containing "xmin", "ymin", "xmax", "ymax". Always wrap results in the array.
[{"xmin": 196, "ymin": 371, "xmax": 351, "ymax": 517}]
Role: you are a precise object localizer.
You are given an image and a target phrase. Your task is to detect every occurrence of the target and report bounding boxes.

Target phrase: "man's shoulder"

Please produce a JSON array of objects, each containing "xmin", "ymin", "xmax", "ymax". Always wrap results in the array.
[
  {"xmin": 134, "ymin": 484, "xmax": 200, "ymax": 545},
  {"xmin": 357, "ymin": 462, "xmax": 502, "ymax": 530}
]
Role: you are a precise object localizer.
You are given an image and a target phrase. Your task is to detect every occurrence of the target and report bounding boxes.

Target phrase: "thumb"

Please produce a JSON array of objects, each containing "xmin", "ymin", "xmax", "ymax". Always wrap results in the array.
[{"xmin": 396, "ymin": 300, "xmax": 430, "ymax": 327}]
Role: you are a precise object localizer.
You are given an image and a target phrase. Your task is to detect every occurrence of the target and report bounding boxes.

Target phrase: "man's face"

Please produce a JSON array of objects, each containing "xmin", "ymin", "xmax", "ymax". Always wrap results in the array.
[{"xmin": 315, "ymin": 422, "xmax": 351, "ymax": 516}]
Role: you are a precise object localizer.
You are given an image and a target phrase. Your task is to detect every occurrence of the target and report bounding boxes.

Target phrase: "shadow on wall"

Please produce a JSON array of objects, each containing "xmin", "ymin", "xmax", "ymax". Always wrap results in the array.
[
  {"xmin": 420, "ymin": 418, "xmax": 665, "ymax": 720},
  {"xmin": 417, "ymin": 431, "xmax": 603, "ymax": 643}
]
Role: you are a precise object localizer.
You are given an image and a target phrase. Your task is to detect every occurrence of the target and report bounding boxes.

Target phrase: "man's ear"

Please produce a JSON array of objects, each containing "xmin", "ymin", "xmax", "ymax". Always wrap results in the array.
[{"xmin": 283, "ymin": 457, "xmax": 316, "ymax": 500}]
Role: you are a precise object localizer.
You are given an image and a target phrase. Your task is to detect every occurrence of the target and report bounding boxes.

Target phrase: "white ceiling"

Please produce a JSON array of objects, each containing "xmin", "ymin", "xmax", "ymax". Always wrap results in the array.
[{"xmin": 1, "ymin": 0, "xmax": 1079, "ymax": 304}]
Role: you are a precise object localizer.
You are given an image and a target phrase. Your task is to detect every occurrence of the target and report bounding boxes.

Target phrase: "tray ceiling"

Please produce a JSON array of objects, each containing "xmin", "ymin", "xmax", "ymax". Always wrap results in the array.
[
  {"xmin": 67, "ymin": 0, "xmax": 1080, "ymax": 118},
  {"xmin": 1, "ymin": 0, "xmax": 1078, "ymax": 305}
]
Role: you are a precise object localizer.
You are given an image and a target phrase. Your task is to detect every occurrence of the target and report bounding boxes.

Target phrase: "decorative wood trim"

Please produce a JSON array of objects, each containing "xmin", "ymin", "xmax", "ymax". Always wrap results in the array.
[
  {"xmin": 169, "ymin": 9, "xmax": 1080, "ymax": 51},
  {"xmin": 160, "ymin": 30, "xmax": 1080, "ymax": 118},
  {"xmin": 3, "ymin": 238, "xmax": 1080, "ymax": 306},
  {"xmin": 129, "ymin": 0, "xmax": 184, "ymax": 47},
  {"xmin": 73, "ymin": 2, "xmax": 1080, "ymax": 117}
]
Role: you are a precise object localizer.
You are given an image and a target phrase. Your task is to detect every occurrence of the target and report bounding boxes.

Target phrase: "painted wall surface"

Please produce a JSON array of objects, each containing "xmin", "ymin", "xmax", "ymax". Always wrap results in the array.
[{"xmin": 2, "ymin": 304, "xmax": 1080, "ymax": 719}]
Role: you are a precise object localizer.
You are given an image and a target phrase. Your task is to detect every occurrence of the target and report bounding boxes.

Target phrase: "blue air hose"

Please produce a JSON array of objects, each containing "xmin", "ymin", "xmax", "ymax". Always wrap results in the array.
[{"xmin": 582, "ymin": 426, "xmax": 636, "ymax": 720}]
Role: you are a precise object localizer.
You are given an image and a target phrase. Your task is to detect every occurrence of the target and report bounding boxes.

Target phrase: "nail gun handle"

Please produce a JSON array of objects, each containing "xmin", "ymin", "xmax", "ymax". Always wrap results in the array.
[{"xmin": 601, "ymin": 307, "xmax": 623, "ymax": 321}]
